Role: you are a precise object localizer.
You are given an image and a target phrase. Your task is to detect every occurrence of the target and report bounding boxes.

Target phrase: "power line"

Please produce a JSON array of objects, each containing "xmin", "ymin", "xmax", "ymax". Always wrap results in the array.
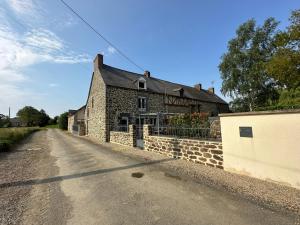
[{"xmin": 59, "ymin": 0, "xmax": 145, "ymax": 72}]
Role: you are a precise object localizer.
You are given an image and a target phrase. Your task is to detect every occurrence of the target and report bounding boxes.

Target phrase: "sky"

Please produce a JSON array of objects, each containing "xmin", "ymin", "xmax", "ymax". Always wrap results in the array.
[{"xmin": 0, "ymin": 0, "xmax": 299, "ymax": 117}]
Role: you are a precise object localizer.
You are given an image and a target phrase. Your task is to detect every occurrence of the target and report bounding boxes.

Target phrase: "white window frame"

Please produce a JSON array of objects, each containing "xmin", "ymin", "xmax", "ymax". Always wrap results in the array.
[
  {"xmin": 138, "ymin": 96, "xmax": 147, "ymax": 112},
  {"xmin": 138, "ymin": 77, "xmax": 147, "ymax": 90}
]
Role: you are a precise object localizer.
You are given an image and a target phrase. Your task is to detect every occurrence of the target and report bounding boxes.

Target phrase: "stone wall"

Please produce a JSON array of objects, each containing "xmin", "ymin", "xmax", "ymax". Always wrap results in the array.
[
  {"xmin": 78, "ymin": 121, "xmax": 86, "ymax": 136},
  {"xmin": 68, "ymin": 115, "xmax": 75, "ymax": 133},
  {"xmin": 85, "ymin": 70, "xmax": 108, "ymax": 142},
  {"xmin": 143, "ymin": 125, "xmax": 223, "ymax": 169},
  {"xmin": 109, "ymin": 125, "xmax": 136, "ymax": 147}
]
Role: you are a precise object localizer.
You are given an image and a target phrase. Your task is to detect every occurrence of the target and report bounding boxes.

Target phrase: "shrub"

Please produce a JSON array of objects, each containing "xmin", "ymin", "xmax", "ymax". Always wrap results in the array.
[
  {"xmin": 169, "ymin": 112, "xmax": 210, "ymax": 128},
  {"xmin": 58, "ymin": 112, "xmax": 68, "ymax": 130}
]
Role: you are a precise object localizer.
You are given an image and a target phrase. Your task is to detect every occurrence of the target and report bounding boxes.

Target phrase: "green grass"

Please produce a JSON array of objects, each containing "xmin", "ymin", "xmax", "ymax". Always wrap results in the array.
[
  {"xmin": 0, "ymin": 127, "xmax": 40, "ymax": 151},
  {"xmin": 44, "ymin": 124, "xmax": 59, "ymax": 128}
]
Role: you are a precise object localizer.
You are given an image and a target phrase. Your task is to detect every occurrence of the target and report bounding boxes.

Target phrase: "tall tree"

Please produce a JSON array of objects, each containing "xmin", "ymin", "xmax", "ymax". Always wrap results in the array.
[
  {"xmin": 219, "ymin": 18, "xmax": 279, "ymax": 111},
  {"xmin": 17, "ymin": 106, "xmax": 41, "ymax": 127},
  {"xmin": 266, "ymin": 9, "xmax": 300, "ymax": 89},
  {"xmin": 38, "ymin": 109, "xmax": 50, "ymax": 127}
]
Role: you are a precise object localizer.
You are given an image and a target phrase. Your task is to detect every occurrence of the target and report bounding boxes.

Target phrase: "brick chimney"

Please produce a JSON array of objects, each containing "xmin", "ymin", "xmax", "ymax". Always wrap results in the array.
[
  {"xmin": 144, "ymin": 70, "xmax": 151, "ymax": 78},
  {"xmin": 208, "ymin": 87, "xmax": 215, "ymax": 94},
  {"xmin": 94, "ymin": 54, "xmax": 103, "ymax": 71},
  {"xmin": 194, "ymin": 83, "xmax": 202, "ymax": 91}
]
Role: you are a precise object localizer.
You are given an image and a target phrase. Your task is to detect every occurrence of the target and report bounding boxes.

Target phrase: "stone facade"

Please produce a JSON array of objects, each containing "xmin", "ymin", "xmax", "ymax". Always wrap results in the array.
[
  {"xmin": 84, "ymin": 54, "xmax": 229, "ymax": 143},
  {"xmin": 109, "ymin": 125, "xmax": 136, "ymax": 147},
  {"xmin": 143, "ymin": 125, "xmax": 223, "ymax": 169},
  {"xmin": 107, "ymin": 86, "xmax": 165, "ymax": 127},
  {"xmin": 68, "ymin": 115, "xmax": 75, "ymax": 132},
  {"xmin": 85, "ymin": 70, "xmax": 108, "ymax": 142},
  {"xmin": 68, "ymin": 106, "xmax": 86, "ymax": 136},
  {"xmin": 106, "ymin": 85, "xmax": 227, "ymax": 129}
]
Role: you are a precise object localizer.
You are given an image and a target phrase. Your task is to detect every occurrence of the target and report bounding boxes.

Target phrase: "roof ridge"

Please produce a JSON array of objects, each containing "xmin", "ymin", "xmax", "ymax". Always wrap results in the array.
[
  {"xmin": 101, "ymin": 64, "xmax": 227, "ymax": 104},
  {"xmin": 104, "ymin": 64, "xmax": 205, "ymax": 91}
]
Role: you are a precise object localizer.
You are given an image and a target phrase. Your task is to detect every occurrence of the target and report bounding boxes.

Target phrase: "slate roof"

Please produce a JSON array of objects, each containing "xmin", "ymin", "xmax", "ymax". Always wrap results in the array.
[
  {"xmin": 68, "ymin": 110, "xmax": 77, "ymax": 116},
  {"xmin": 100, "ymin": 64, "xmax": 227, "ymax": 104}
]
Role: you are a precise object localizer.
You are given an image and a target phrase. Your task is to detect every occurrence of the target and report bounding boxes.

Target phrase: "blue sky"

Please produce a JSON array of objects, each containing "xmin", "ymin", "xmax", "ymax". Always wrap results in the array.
[{"xmin": 0, "ymin": 0, "xmax": 299, "ymax": 117}]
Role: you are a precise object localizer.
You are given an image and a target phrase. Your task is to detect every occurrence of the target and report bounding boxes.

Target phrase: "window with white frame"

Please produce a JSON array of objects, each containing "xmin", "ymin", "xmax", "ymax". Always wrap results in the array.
[
  {"xmin": 138, "ymin": 97, "xmax": 147, "ymax": 111},
  {"xmin": 138, "ymin": 77, "xmax": 146, "ymax": 90}
]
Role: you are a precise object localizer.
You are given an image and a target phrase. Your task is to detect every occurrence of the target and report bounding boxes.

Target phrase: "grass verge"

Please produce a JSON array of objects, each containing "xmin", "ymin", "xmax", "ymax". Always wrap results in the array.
[{"xmin": 0, "ymin": 127, "xmax": 40, "ymax": 151}]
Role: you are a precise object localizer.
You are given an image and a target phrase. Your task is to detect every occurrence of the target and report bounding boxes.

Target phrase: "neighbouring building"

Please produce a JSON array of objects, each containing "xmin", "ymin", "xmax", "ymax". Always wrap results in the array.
[
  {"xmin": 84, "ymin": 53, "xmax": 229, "ymax": 143},
  {"xmin": 68, "ymin": 105, "xmax": 86, "ymax": 135},
  {"xmin": 10, "ymin": 117, "xmax": 21, "ymax": 127}
]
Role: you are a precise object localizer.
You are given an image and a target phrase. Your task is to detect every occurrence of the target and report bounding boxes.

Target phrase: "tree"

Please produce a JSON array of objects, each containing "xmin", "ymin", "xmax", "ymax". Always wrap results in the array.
[
  {"xmin": 277, "ymin": 87, "xmax": 300, "ymax": 107},
  {"xmin": 38, "ymin": 109, "xmax": 50, "ymax": 127},
  {"xmin": 0, "ymin": 114, "xmax": 10, "ymax": 128},
  {"xmin": 53, "ymin": 116, "xmax": 59, "ymax": 124},
  {"xmin": 17, "ymin": 106, "xmax": 41, "ymax": 127},
  {"xmin": 266, "ymin": 9, "xmax": 300, "ymax": 89},
  {"xmin": 219, "ymin": 18, "xmax": 279, "ymax": 111},
  {"xmin": 58, "ymin": 112, "xmax": 68, "ymax": 130}
]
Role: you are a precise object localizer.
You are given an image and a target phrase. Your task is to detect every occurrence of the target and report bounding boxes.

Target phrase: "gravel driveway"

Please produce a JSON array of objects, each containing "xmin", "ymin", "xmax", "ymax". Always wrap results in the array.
[{"xmin": 0, "ymin": 129, "xmax": 299, "ymax": 225}]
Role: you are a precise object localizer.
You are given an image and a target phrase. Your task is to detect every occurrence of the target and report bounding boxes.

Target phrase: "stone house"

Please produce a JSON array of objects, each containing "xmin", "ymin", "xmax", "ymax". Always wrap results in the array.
[
  {"xmin": 85, "ymin": 54, "xmax": 229, "ymax": 143},
  {"xmin": 68, "ymin": 105, "xmax": 86, "ymax": 135}
]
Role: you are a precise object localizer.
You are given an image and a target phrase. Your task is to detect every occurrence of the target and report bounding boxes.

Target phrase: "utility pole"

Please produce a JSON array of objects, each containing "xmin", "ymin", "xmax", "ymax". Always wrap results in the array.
[{"xmin": 8, "ymin": 107, "xmax": 11, "ymax": 119}]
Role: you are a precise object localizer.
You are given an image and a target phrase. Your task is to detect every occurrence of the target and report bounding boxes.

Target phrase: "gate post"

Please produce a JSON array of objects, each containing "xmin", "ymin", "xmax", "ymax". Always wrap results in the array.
[
  {"xmin": 143, "ymin": 124, "xmax": 151, "ymax": 139},
  {"xmin": 129, "ymin": 124, "xmax": 136, "ymax": 147}
]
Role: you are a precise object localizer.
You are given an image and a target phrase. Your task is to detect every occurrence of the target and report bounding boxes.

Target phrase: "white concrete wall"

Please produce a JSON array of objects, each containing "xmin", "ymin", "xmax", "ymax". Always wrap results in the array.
[{"xmin": 220, "ymin": 110, "xmax": 300, "ymax": 189}]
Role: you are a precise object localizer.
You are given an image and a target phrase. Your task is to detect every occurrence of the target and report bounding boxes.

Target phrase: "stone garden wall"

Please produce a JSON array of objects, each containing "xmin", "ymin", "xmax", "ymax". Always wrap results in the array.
[
  {"xmin": 110, "ymin": 125, "xmax": 136, "ymax": 147},
  {"xmin": 143, "ymin": 125, "xmax": 223, "ymax": 169}
]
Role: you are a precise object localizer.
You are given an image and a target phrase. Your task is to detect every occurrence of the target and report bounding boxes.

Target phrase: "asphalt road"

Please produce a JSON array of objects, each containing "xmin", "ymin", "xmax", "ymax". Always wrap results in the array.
[{"xmin": 0, "ymin": 129, "xmax": 297, "ymax": 225}]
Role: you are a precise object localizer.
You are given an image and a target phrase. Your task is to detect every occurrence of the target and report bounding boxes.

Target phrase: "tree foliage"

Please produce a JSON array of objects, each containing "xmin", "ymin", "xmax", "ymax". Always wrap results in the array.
[
  {"xmin": 266, "ymin": 9, "xmax": 300, "ymax": 89},
  {"xmin": 220, "ymin": 9, "xmax": 300, "ymax": 112},
  {"xmin": 16, "ymin": 106, "xmax": 52, "ymax": 127},
  {"xmin": 48, "ymin": 116, "xmax": 58, "ymax": 125},
  {"xmin": 0, "ymin": 114, "xmax": 10, "ymax": 128},
  {"xmin": 17, "ymin": 106, "xmax": 42, "ymax": 127},
  {"xmin": 219, "ymin": 18, "xmax": 279, "ymax": 111},
  {"xmin": 38, "ymin": 109, "xmax": 50, "ymax": 127},
  {"xmin": 58, "ymin": 112, "xmax": 68, "ymax": 130}
]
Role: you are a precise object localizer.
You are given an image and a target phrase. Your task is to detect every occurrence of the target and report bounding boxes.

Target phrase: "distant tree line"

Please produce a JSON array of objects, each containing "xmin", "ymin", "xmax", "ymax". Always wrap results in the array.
[
  {"xmin": 0, "ymin": 106, "xmax": 68, "ymax": 129},
  {"xmin": 15, "ymin": 106, "xmax": 53, "ymax": 127},
  {"xmin": 219, "ymin": 9, "xmax": 300, "ymax": 112}
]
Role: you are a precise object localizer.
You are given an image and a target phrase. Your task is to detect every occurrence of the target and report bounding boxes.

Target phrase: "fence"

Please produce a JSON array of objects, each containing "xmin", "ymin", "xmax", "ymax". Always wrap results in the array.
[
  {"xmin": 110, "ymin": 125, "xmax": 128, "ymax": 132},
  {"xmin": 152, "ymin": 126, "xmax": 218, "ymax": 140}
]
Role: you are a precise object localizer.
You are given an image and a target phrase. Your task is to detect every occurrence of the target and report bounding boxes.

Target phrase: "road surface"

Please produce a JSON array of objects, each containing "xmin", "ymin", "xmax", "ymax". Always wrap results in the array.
[{"xmin": 0, "ymin": 129, "xmax": 298, "ymax": 225}]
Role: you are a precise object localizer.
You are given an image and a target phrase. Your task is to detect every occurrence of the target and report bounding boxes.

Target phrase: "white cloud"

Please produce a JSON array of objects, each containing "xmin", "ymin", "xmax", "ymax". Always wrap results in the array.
[
  {"xmin": 6, "ymin": 0, "xmax": 36, "ymax": 15},
  {"xmin": 25, "ymin": 29, "xmax": 64, "ymax": 51},
  {"xmin": 0, "ymin": 1, "xmax": 91, "ymax": 116},
  {"xmin": 107, "ymin": 46, "xmax": 116, "ymax": 54}
]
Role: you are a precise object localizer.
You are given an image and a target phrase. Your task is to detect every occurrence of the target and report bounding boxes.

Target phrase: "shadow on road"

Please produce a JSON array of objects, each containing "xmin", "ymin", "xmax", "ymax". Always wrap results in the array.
[{"xmin": 0, "ymin": 158, "xmax": 175, "ymax": 189}]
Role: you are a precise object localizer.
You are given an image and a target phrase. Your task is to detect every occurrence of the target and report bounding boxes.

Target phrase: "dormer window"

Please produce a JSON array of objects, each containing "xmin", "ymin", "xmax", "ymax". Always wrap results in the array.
[
  {"xmin": 173, "ymin": 87, "xmax": 184, "ymax": 98},
  {"xmin": 139, "ymin": 81, "xmax": 145, "ymax": 89},
  {"xmin": 138, "ymin": 77, "xmax": 146, "ymax": 90}
]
